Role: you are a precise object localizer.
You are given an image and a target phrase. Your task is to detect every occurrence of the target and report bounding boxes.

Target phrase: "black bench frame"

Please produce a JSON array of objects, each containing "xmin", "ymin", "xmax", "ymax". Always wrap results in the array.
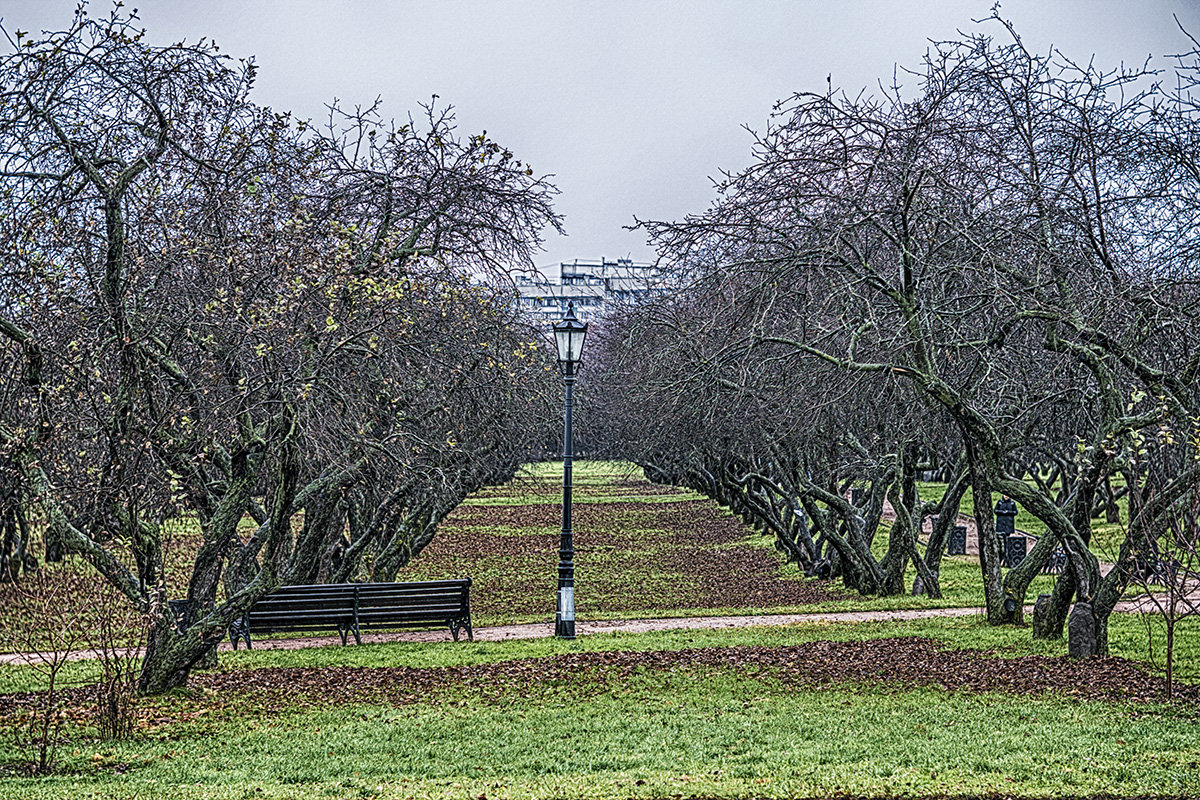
[{"xmin": 229, "ymin": 578, "xmax": 473, "ymax": 649}]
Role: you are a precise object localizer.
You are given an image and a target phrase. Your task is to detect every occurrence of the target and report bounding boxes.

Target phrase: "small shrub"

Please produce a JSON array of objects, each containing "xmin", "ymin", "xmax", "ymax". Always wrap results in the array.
[
  {"xmin": 84, "ymin": 584, "xmax": 146, "ymax": 740},
  {"xmin": 0, "ymin": 568, "xmax": 86, "ymax": 773}
]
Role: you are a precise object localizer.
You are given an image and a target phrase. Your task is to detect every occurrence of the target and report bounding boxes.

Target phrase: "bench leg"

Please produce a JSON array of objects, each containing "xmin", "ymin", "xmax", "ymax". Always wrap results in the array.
[
  {"xmin": 336, "ymin": 622, "xmax": 361, "ymax": 645},
  {"xmin": 449, "ymin": 618, "xmax": 472, "ymax": 642},
  {"xmin": 228, "ymin": 618, "xmax": 252, "ymax": 652},
  {"xmin": 229, "ymin": 619, "xmax": 251, "ymax": 650}
]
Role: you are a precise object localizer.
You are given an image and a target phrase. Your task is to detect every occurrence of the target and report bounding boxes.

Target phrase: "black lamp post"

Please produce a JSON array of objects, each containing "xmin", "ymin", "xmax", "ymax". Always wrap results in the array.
[{"xmin": 552, "ymin": 301, "xmax": 587, "ymax": 639}]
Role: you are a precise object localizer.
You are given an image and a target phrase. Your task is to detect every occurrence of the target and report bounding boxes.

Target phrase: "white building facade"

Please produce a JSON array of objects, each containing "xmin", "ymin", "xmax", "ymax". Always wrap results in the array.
[{"xmin": 514, "ymin": 258, "xmax": 666, "ymax": 322}]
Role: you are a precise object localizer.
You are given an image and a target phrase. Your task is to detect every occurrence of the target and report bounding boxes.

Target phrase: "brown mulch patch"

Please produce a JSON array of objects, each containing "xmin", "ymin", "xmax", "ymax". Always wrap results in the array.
[{"xmin": 598, "ymin": 480, "xmax": 685, "ymax": 494}]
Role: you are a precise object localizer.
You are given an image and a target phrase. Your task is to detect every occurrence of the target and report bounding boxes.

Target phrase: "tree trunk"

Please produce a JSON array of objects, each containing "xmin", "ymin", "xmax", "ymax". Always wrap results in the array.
[
  {"xmin": 1166, "ymin": 620, "xmax": 1175, "ymax": 700},
  {"xmin": 880, "ymin": 480, "xmax": 915, "ymax": 595},
  {"xmin": 1039, "ymin": 566, "xmax": 1075, "ymax": 639},
  {"xmin": 137, "ymin": 598, "xmax": 226, "ymax": 695},
  {"xmin": 139, "ymin": 442, "xmax": 299, "ymax": 695},
  {"xmin": 284, "ymin": 491, "xmax": 343, "ymax": 585},
  {"xmin": 1102, "ymin": 476, "xmax": 1121, "ymax": 523},
  {"xmin": 914, "ymin": 466, "xmax": 968, "ymax": 597},
  {"xmin": 1067, "ymin": 601, "xmax": 1097, "ymax": 658},
  {"xmin": 968, "ymin": 448, "xmax": 1006, "ymax": 624}
]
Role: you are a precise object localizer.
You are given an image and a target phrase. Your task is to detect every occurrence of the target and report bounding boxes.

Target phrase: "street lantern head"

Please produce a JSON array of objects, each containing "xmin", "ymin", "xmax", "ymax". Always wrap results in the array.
[{"xmin": 552, "ymin": 301, "xmax": 588, "ymax": 366}]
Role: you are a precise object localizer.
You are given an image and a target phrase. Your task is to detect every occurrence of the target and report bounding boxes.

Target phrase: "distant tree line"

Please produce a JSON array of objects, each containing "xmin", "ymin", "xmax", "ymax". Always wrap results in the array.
[
  {"xmin": 0, "ymin": 9, "xmax": 561, "ymax": 692},
  {"xmin": 590, "ymin": 18, "xmax": 1200, "ymax": 658}
]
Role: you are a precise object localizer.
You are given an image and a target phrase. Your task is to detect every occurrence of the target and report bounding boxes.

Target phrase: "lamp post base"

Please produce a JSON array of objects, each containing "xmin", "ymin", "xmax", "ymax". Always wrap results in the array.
[{"xmin": 555, "ymin": 585, "xmax": 575, "ymax": 639}]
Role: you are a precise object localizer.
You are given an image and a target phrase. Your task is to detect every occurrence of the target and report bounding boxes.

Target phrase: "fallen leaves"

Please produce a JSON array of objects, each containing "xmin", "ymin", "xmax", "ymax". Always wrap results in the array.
[
  {"xmin": 34, "ymin": 636, "xmax": 1178, "ymax": 727},
  {"xmin": 422, "ymin": 496, "xmax": 842, "ymax": 617}
]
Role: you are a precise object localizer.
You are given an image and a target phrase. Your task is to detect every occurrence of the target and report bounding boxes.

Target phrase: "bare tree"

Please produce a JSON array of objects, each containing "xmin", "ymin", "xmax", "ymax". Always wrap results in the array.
[
  {"xmin": 598, "ymin": 16, "xmax": 1200, "ymax": 658},
  {"xmin": 1115, "ymin": 417, "xmax": 1200, "ymax": 699},
  {"xmin": 0, "ymin": 8, "xmax": 560, "ymax": 693}
]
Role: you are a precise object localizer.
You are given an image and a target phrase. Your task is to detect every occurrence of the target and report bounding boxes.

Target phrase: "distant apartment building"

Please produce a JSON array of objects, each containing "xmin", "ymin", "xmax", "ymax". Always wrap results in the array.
[{"xmin": 514, "ymin": 257, "xmax": 666, "ymax": 322}]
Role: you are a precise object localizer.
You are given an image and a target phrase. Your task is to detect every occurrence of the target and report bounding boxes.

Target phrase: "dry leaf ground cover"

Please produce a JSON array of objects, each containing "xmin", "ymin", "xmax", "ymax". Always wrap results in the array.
[
  {"xmin": 0, "ymin": 461, "xmax": 840, "ymax": 651},
  {"xmin": 0, "ymin": 461, "xmax": 1071, "ymax": 646},
  {"xmin": 405, "ymin": 462, "xmax": 1062, "ymax": 621},
  {"xmin": 402, "ymin": 461, "xmax": 843, "ymax": 622},
  {"xmin": 2, "ymin": 461, "xmax": 1199, "ymax": 798}
]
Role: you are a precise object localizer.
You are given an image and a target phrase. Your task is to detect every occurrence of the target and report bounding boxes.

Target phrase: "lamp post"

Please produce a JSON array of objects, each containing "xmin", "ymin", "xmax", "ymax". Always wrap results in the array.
[{"xmin": 552, "ymin": 301, "xmax": 587, "ymax": 639}]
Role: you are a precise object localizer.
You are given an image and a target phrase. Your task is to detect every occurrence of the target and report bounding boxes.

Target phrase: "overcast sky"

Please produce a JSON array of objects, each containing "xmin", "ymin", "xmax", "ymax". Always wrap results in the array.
[{"xmin": 2, "ymin": 1, "xmax": 1198, "ymax": 272}]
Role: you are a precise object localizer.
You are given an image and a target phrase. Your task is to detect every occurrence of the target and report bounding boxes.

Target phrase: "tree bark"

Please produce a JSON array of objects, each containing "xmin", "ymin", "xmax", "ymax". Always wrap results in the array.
[{"xmin": 967, "ymin": 446, "xmax": 1006, "ymax": 624}]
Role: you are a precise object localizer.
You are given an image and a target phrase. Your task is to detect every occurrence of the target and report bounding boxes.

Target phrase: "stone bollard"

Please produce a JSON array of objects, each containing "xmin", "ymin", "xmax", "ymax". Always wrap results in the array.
[
  {"xmin": 1032, "ymin": 593, "xmax": 1055, "ymax": 639},
  {"xmin": 1004, "ymin": 535, "xmax": 1027, "ymax": 569},
  {"xmin": 947, "ymin": 525, "xmax": 967, "ymax": 556},
  {"xmin": 1067, "ymin": 601, "xmax": 1096, "ymax": 658}
]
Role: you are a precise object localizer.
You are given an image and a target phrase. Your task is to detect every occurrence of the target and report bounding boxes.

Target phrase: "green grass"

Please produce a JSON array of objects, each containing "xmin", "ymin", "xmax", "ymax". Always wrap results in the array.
[
  {"xmin": 407, "ymin": 464, "xmax": 844, "ymax": 624},
  {"xmin": 0, "ymin": 460, "xmax": 1178, "ymax": 666},
  {"xmin": 462, "ymin": 460, "xmax": 703, "ymax": 506},
  {"xmin": 0, "ymin": 463, "xmax": 1134, "ymax": 647},
  {"xmin": 915, "ymin": 481, "xmax": 1052, "ymax": 539},
  {"xmin": 7, "ymin": 692, "xmax": 1198, "ymax": 800},
  {"xmin": 915, "ymin": 480, "xmax": 1133, "ymax": 555},
  {"xmin": 461, "ymin": 491, "xmax": 701, "ymax": 506},
  {"xmin": 400, "ymin": 464, "xmax": 1158, "ymax": 630},
  {"xmin": 3, "ymin": 614, "xmax": 1199, "ymax": 797},
  {"xmin": 2, "ymin": 625, "xmax": 1198, "ymax": 799}
]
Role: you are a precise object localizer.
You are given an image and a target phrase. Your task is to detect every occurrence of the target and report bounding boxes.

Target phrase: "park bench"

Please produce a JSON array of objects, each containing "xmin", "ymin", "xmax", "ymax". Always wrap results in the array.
[{"xmin": 227, "ymin": 578, "xmax": 473, "ymax": 649}]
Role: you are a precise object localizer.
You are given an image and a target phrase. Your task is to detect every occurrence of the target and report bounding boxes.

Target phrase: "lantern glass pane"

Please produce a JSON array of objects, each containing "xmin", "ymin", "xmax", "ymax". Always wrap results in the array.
[
  {"xmin": 554, "ymin": 328, "xmax": 572, "ymax": 362},
  {"xmin": 569, "ymin": 327, "xmax": 586, "ymax": 361},
  {"xmin": 554, "ymin": 326, "xmax": 586, "ymax": 363},
  {"xmin": 552, "ymin": 302, "xmax": 587, "ymax": 364}
]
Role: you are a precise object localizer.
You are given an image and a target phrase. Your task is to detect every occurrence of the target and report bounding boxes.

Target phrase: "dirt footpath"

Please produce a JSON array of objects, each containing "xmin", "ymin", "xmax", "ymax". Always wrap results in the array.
[{"xmin": 220, "ymin": 596, "xmax": 1173, "ymax": 651}]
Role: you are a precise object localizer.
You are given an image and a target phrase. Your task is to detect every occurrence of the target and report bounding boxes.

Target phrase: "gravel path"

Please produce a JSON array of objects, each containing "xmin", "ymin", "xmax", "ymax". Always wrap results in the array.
[{"xmin": 0, "ymin": 599, "xmax": 1167, "ymax": 666}]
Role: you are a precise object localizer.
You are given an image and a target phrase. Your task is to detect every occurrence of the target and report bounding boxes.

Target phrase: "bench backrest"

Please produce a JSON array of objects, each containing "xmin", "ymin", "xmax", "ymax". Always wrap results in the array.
[
  {"xmin": 243, "ymin": 584, "xmax": 358, "ymax": 634},
  {"xmin": 244, "ymin": 579, "xmax": 471, "ymax": 633},
  {"xmin": 355, "ymin": 579, "xmax": 469, "ymax": 628}
]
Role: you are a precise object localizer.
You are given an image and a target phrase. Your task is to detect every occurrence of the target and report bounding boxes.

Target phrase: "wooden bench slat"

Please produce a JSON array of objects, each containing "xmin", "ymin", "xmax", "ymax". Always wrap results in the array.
[
  {"xmin": 251, "ymin": 599, "xmax": 357, "ymax": 609},
  {"xmin": 357, "ymin": 590, "xmax": 465, "ymax": 599}
]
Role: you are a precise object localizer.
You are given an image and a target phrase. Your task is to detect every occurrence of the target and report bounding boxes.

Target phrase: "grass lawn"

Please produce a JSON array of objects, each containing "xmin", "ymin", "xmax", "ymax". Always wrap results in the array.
[
  {"xmin": 2, "ymin": 619, "xmax": 1200, "ymax": 799},
  {"xmin": 1, "ymin": 460, "xmax": 1197, "ymax": 798},
  {"xmin": 402, "ymin": 460, "xmax": 848, "ymax": 625},
  {"xmin": 6, "ymin": 688, "xmax": 1197, "ymax": 799},
  {"xmin": 2, "ymin": 620, "xmax": 1199, "ymax": 798},
  {"xmin": 914, "ymin": 480, "xmax": 1130, "ymax": 556},
  {"xmin": 412, "ymin": 462, "xmax": 1079, "ymax": 622}
]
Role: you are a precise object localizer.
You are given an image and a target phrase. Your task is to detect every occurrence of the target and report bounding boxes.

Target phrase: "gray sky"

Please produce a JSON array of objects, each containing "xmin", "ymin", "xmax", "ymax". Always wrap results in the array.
[{"xmin": 2, "ymin": 1, "xmax": 1198, "ymax": 272}]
